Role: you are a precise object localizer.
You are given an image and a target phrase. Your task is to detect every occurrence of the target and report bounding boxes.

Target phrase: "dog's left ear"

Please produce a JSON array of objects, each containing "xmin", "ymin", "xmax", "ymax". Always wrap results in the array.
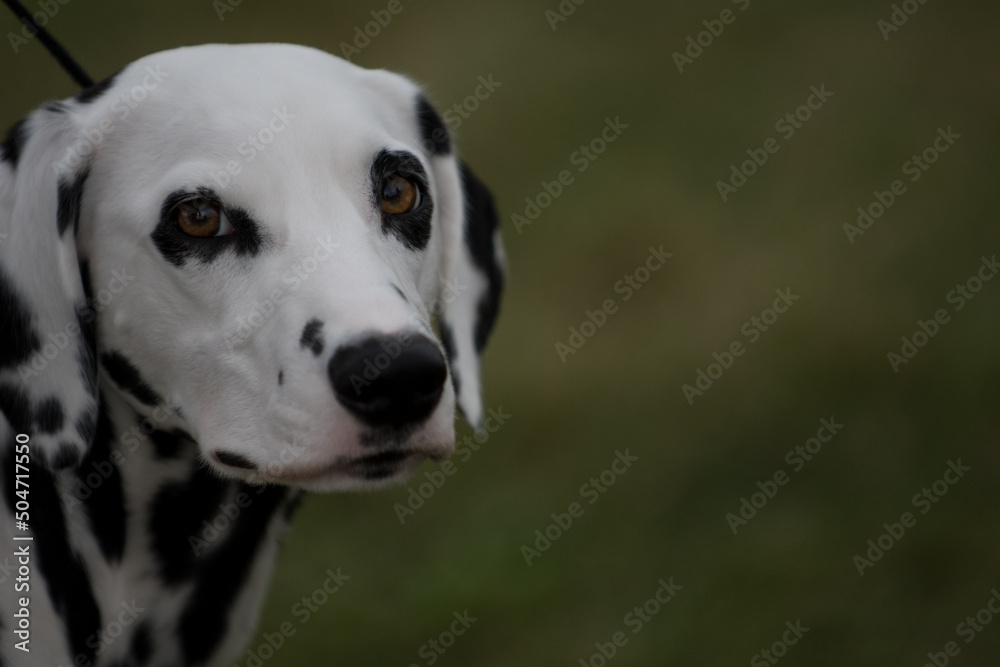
[
  {"xmin": 437, "ymin": 160, "xmax": 505, "ymax": 427},
  {"xmin": 0, "ymin": 104, "xmax": 98, "ymax": 468},
  {"xmin": 416, "ymin": 93, "xmax": 505, "ymax": 427}
]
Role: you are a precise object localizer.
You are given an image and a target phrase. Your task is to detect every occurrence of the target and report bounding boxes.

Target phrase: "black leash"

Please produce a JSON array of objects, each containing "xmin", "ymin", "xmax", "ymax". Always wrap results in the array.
[{"xmin": 2, "ymin": 0, "xmax": 92, "ymax": 88}]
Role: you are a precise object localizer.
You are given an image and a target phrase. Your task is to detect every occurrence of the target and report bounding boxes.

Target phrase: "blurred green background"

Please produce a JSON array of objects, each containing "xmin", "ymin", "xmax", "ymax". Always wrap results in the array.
[{"xmin": 4, "ymin": 0, "xmax": 1000, "ymax": 664}]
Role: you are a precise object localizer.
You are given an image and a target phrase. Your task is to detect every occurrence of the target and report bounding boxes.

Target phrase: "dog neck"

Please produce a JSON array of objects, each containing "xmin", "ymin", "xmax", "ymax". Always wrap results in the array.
[{"xmin": 10, "ymin": 381, "xmax": 300, "ymax": 667}]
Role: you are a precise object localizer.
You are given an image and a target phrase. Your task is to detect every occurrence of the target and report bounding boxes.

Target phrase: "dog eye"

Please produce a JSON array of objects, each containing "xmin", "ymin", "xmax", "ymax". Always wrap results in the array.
[
  {"xmin": 380, "ymin": 176, "xmax": 420, "ymax": 215},
  {"xmin": 176, "ymin": 199, "xmax": 234, "ymax": 238}
]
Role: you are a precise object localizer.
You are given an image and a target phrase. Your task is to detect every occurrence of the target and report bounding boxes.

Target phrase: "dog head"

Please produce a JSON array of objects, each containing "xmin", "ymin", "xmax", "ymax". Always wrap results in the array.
[{"xmin": 0, "ymin": 44, "xmax": 504, "ymax": 491}]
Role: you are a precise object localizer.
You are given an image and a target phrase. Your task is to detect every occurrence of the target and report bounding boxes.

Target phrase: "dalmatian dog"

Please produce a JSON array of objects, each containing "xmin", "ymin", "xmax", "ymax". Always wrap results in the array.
[{"xmin": 0, "ymin": 43, "xmax": 504, "ymax": 666}]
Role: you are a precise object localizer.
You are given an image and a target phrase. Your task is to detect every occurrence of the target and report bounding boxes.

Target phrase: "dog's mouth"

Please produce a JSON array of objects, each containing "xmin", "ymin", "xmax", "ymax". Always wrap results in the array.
[
  {"xmin": 333, "ymin": 449, "xmax": 418, "ymax": 480},
  {"xmin": 213, "ymin": 446, "xmax": 447, "ymax": 489},
  {"xmin": 207, "ymin": 419, "xmax": 455, "ymax": 490}
]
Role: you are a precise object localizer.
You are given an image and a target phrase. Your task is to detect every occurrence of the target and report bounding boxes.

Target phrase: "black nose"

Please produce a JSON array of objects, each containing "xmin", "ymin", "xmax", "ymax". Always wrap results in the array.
[{"xmin": 329, "ymin": 334, "xmax": 447, "ymax": 428}]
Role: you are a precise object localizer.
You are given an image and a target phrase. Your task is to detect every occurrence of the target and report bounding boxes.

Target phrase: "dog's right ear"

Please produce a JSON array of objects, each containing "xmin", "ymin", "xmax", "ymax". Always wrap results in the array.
[{"xmin": 0, "ymin": 103, "xmax": 98, "ymax": 469}]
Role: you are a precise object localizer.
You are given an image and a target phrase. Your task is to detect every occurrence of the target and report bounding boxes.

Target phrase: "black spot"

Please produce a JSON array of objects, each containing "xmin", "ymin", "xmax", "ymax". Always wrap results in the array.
[
  {"xmin": 416, "ymin": 95, "xmax": 451, "ymax": 155},
  {"xmin": 57, "ymin": 167, "xmax": 90, "ymax": 236},
  {"xmin": 278, "ymin": 370, "xmax": 284, "ymax": 386},
  {"xmin": 392, "ymin": 285, "xmax": 408, "ymax": 303},
  {"xmin": 101, "ymin": 351, "xmax": 162, "ymax": 406},
  {"xmin": 438, "ymin": 323, "xmax": 461, "ymax": 398},
  {"xmin": 300, "ymin": 319, "xmax": 324, "ymax": 357},
  {"xmin": 214, "ymin": 451, "xmax": 256, "ymax": 470},
  {"xmin": 150, "ymin": 429, "xmax": 189, "ymax": 459},
  {"xmin": 0, "ymin": 267, "xmax": 41, "ymax": 368},
  {"xmin": 129, "ymin": 620, "xmax": 153, "ymax": 665},
  {"xmin": 152, "ymin": 188, "xmax": 269, "ymax": 267},
  {"xmin": 149, "ymin": 466, "xmax": 230, "ymax": 583},
  {"xmin": 476, "ymin": 296, "xmax": 501, "ymax": 355},
  {"xmin": 74, "ymin": 267, "xmax": 99, "ymax": 399},
  {"xmin": 371, "ymin": 150, "xmax": 433, "ymax": 251},
  {"xmin": 78, "ymin": 404, "xmax": 127, "ymax": 561},
  {"xmin": 76, "ymin": 406, "xmax": 98, "ymax": 444},
  {"xmin": 34, "ymin": 396, "xmax": 64, "ymax": 434},
  {"xmin": 52, "ymin": 443, "xmax": 79, "ymax": 470},
  {"xmin": 78, "ymin": 259, "xmax": 94, "ymax": 302},
  {"xmin": 459, "ymin": 162, "xmax": 504, "ymax": 352},
  {"xmin": 75, "ymin": 71, "xmax": 119, "ymax": 104},
  {"xmin": 0, "ymin": 383, "xmax": 32, "ymax": 433},
  {"xmin": 1, "ymin": 437, "xmax": 101, "ymax": 665},
  {"xmin": 77, "ymin": 311, "xmax": 97, "ymax": 376},
  {"xmin": 1, "ymin": 119, "xmax": 28, "ymax": 167},
  {"xmin": 178, "ymin": 484, "xmax": 287, "ymax": 665}
]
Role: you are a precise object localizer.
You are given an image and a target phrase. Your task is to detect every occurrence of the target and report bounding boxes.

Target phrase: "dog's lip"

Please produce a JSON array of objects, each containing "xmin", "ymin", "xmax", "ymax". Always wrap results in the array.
[
  {"xmin": 335, "ymin": 449, "xmax": 416, "ymax": 472},
  {"xmin": 247, "ymin": 448, "xmax": 434, "ymax": 484}
]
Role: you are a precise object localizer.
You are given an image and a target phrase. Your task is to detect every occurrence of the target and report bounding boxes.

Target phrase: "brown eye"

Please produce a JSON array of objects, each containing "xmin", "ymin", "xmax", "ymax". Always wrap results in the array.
[
  {"xmin": 176, "ymin": 198, "xmax": 232, "ymax": 238},
  {"xmin": 380, "ymin": 176, "xmax": 419, "ymax": 215}
]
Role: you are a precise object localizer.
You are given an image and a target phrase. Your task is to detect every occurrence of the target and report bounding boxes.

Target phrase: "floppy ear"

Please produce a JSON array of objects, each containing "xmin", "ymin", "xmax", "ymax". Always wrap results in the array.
[
  {"xmin": 437, "ymin": 161, "xmax": 505, "ymax": 427},
  {"xmin": 0, "ymin": 104, "xmax": 98, "ymax": 469}
]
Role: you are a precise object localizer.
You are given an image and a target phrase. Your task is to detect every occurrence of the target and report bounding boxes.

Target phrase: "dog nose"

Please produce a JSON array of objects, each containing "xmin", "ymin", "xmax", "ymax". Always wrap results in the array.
[{"xmin": 329, "ymin": 334, "xmax": 447, "ymax": 428}]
